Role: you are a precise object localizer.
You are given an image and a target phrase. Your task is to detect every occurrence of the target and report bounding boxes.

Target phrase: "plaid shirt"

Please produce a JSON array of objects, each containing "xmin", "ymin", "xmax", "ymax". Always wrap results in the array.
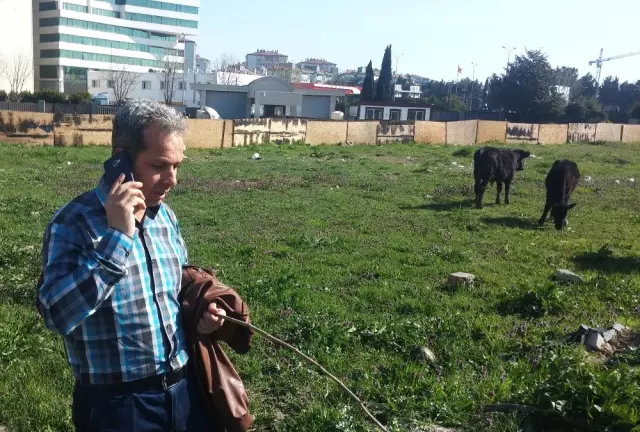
[{"xmin": 37, "ymin": 177, "xmax": 189, "ymax": 385}]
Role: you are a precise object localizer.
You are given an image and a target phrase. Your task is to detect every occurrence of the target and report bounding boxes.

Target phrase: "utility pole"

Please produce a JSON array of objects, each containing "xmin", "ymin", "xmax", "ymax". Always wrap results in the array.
[
  {"xmin": 502, "ymin": 46, "xmax": 515, "ymax": 69},
  {"xmin": 469, "ymin": 62, "xmax": 478, "ymax": 110}
]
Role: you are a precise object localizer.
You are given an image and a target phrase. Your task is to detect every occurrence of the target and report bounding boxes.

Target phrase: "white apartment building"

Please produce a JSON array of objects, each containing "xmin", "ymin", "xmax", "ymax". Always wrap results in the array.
[
  {"xmin": 87, "ymin": 69, "xmax": 263, "ymax": 107},
  {"xmin": 394, "ymin": 83, "xmax": 421, "ymax": 99},
  {"xmin": 32, "ymin": 0, "xmax": 200, "ymax": 93},
  {"xmin": 0, "ymin": 0, "xmax": 35, "ymax": 93}
]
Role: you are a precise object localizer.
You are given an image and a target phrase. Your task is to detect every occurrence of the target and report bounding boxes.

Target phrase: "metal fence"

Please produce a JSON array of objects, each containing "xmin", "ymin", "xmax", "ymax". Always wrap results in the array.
[
  {"xmin": 0, "ymin": 102, "xmax": 39, "ymax": 112},
  {"xmin": 430, "ymin": 110, "xmax": 505, "ymax": 122},
  {"xmin": 0, "ymin": 102, "xmax": 180, "ymax": 116}
]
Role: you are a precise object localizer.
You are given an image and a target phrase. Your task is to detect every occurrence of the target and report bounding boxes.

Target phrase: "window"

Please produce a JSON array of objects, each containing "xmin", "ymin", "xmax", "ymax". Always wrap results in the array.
[
  {"xmin": 40, "ymin": 49, "xmax": 167, "ymax": 68},
  {"xmin": 40, "ymin": 65, "xmax": 59, "ymax": 79},
  {"xmin": 142, "ymin": 81, "xmax": 152, "ymax": 90},
  {"xmin": 96, "ymin": 0, "xmax": 198, "ymax": 14},
  {"xmin": 63, "ymin": 3, "xmax": 89, "ymax": 13},
  {"xmin": 124, "ymin": 12, "xmax": 198, "ymax": 29},
  {"xmin": 39, "ymin": 1, "xmax": 58, "ymax": 11},
  {"xmin": 389, "ymin": 109, "xmax": 401, "ymax": 121},
  {"xmin": 40, "ymin": 33, "xmax": 59, "ymax": 43},
  {"xmin": 92, "ymin": 8, "xmax": 120, "ymax": 18},
  {"xmin": 365, "ymin": 107, "xmax": 383, "ymax": 120},
  {"xmin": 40, "ymin": 17, "xmax": 176, "ymax": 42},
  {"xmin": 107, "ymin": 80, "xmax": 114, "ymax": 88},
  {"xmin": 41, "ymin": 33, "xmax": 182, "ymax": 57},
  {"xmin": 91, "ymin": 80, "xmax": 100, "ymax": 88},
  {"xmin": 407, "ymin": 109, "xmax": 426, "ymax": 121},
  {"xmin": 40, "ymin": 80, "xmax": 59, "ymax": 90}
]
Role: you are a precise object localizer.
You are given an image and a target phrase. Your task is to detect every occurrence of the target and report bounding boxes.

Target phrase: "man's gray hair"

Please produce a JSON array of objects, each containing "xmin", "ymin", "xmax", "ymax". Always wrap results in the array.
[{"xmin": 112, "ymin": 99, "xmax": 186, "ymax": 158}]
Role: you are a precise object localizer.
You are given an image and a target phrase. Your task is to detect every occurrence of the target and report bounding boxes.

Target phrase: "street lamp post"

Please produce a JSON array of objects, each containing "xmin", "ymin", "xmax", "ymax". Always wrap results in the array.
[
  {"xmin": 502, "ymin": 46, "xmax": 516, "ymax": 69},
  {"xmin": 470, "ymin": 62, "xmax": 478, "ymax": 110}
]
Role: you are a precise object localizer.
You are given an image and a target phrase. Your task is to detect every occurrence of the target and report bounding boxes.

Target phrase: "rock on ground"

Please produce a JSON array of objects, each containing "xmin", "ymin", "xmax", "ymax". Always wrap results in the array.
[
  {"xmin": 448, "ymin": 272, "xmax": 475, "ymax": 286},
  {"xmin": 555, "ymin": 269, "xmax": 584, "ymax": 284},
  {"xmin": 411, "ymin": 346, "xmax": 436, "ymax": 364}
]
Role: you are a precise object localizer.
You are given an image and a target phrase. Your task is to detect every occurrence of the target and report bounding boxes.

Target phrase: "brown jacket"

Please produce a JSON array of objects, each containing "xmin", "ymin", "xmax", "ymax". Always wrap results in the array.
[{"xmin": 180, "ymin": 265, "xmax": 254, "ymax": 432}]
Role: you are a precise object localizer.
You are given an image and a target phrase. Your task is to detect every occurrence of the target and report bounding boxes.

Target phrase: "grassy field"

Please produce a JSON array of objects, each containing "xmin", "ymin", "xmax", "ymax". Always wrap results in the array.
[{"xmin": 0, "ymin": 141, "xmax": 639, "ymax": 432}]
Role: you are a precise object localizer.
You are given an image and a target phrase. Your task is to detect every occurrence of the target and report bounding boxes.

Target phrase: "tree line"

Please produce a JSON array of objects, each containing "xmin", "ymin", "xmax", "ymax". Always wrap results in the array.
[{"xmin": 339, "ymin": 47, "xmax": 640, "ymax": 123}]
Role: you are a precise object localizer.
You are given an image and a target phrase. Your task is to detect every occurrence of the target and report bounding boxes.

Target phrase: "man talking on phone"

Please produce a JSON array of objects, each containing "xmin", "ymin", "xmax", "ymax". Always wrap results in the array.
[{"xmin": 37, "ymin": 100, "xmax": 226, "ymax": 431}]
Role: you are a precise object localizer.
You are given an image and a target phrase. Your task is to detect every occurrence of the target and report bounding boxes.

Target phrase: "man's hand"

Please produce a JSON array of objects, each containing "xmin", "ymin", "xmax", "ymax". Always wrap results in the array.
[
  {"xmin": 197, "ymin": 302, "xmax": 226, "ymax": 334},
  {"xmin": 105, "ymin": 174, "xmax": 146, "ymax": 238}
]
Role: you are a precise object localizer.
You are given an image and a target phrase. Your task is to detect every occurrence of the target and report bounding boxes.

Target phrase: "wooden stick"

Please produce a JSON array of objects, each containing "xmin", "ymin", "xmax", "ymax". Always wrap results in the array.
[{"xmin": 214, "ymin": 312, "xmax": 389, "ymax": 432}]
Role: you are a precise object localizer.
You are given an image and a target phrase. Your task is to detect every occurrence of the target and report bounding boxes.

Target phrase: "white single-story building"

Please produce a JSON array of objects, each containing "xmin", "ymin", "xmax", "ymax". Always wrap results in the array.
[
  {"xmin": 358, "ymin": 101, "xmax": 431, "ymax": 121},
  {"xmin": 191, "ymin": 76, "xmax": 348, "ymax": 119}
]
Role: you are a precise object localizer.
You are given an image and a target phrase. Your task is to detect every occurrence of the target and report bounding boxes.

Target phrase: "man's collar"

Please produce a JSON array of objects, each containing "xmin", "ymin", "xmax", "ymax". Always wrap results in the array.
[{"xmin": 95, "ymin": 176, "xmax": 161, "ymax": 220}]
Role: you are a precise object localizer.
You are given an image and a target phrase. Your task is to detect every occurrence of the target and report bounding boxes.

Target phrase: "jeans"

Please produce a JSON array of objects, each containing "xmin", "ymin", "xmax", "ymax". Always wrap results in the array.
[{"xmin": 72, "ymin": 368, "xmax": 225, "ymax": 432}]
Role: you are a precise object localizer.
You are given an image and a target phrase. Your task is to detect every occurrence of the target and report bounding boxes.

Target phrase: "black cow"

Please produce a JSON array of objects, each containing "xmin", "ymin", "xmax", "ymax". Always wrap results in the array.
[
  {"xmin": 474, "ymin": 147, "xmax": 531, "ymax": 209},
  {"xmin": 538, "ymin": 159, "xmax": 580, "ymax": 230}
]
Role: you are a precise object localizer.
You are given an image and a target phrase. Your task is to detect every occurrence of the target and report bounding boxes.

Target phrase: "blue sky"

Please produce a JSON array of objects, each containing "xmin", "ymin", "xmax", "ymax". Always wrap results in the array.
[{"xmin": 195, "ymin": 0, "xmax": 640, "ymax": 83}]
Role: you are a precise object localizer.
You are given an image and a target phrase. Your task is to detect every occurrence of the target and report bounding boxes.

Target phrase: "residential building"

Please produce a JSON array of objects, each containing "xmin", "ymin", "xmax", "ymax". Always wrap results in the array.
[
  {"xmin": 358, "ymin": 100, "xmax": 431, "ymax": 121},
  {"xmin": 32, "ymin": 0, "xmax": 200, "ymax": 93},
  {"xmin": 192, "ymin": 76, "xmax": 348, "ymax": 120},
  {"xmin": 245, "ymin": 49, "xmax": 288, "ymax": 70},
  {"xmin": 196, "ymin": 55, "xmax": 212, "ymax": 73},
  {"xmin": 0, "ymin": 1, "xmax": 34, "ymax": 93},
  {"xmin": 88, "ymin": 68, "xmax": 263, "ymax": 106},
  {"xmin": 296, "ymin": 58, "xmax": 338, "ymax": 75},
  {"xmin": 394, "ymin": 83, "xmax": 421, "ymax": 99}
]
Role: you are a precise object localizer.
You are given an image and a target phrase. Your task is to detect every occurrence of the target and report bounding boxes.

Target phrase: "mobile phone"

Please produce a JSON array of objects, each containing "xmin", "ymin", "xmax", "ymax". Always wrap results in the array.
[{"xmin": 103, "ymin": 150, "xmax": 135, "ymax": 186}]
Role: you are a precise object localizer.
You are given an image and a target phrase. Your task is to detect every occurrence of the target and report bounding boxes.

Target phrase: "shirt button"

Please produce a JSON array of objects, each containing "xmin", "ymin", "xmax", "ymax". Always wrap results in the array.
[
  {"xmin": 166, "ymin": 324, "xmax": 172, "ymax": 332},
  {"xmin": 158, "ymin": 292, "xmax": 163, "ymax": 298}
]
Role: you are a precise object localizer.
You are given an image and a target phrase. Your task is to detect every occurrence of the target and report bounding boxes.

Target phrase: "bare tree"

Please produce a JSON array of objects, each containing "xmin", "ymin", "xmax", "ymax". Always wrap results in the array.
[
  {"xmin": 161, "ymin": 58, "xmax": 183, "ymax": 105},
  {"xmin": 105, "ymin": 66, "xmax": 138, "ymax": 106},
  {"xmin": 1, "ymin": 52, "xmax": 32, "ymax": 100},
  {"xmin": 213, "ymin": 53, "xmax": 240, "ymax": 85}
]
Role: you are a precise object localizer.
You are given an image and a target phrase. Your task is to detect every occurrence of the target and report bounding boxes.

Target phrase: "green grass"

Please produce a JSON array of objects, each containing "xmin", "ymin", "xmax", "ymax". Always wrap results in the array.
[{"xmin": 1, "ymin": 142, "xmax": 639, "ymax": 432}]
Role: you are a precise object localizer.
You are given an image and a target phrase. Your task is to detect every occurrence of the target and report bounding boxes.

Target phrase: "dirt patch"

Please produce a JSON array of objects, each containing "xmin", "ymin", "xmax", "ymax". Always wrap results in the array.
[{"xmin": 610, "ymin": 329, "xmax": 640, "ymax": 353}]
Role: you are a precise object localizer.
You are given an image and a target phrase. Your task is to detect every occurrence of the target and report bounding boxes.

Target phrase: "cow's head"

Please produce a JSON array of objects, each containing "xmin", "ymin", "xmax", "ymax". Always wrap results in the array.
[
  {"xmin": 514, "ymin": 150, "xmax": 531, "ymax": 171},
  {"xmin": 551, "ymin": 202, "xmax": 577, "ymax": 230}
]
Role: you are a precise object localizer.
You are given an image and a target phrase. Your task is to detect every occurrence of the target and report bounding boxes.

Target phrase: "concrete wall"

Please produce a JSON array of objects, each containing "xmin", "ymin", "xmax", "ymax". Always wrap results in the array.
[
  {"xmin": 4, "ymin": 109, "xmax": 640, "ymax": 149},
  {"xmin": 347, "ymin": 121, "xmax": 378, "ymax": 144},
  {"xmin": 269, "ymin": 118, "xmax": 307, "ymax": 143},
  {"xmin": 568, "ymin": 123, "xmax": 596, "ymax": 143},
  {"xmin": 538, "ymin": 124, "xmax": 568, "ymax": 145},
  {"xmin": 506, "ymin": 123, "xmax": 539, "ymax": 143},
  {"xmin": 622, "ymin": 124, "xmax": 640, "ymax": 143},
  {"xmin": 185, "ymin": 119, "xmax": 226, "ymax": 149},
  {"xmin": 54, "ymin": 114, "xmax": 113, "ymax": 147},
  {"xmin": 414, "ymin": 121, "xmax": 446, "ymax": 144},
  {"xmin": 595, "ymin": 123, "xmax": 623, "ymax": 142},
  {"xmin": 233, "ymin": 119, "xmax": 271, "ymax": 146},
  {"xmin": 0, "ymin": 111, "xmax": 54, "ymax": 145},
  {"xmin": 476, "ymin": 121, "xmax": 507, "ymax": 144},
  {"xmin": 306, "ymin": 121, "xmax": 347, "ymax": 145},
  {"xmin": 377, "ymin": 123, "xmax": 415, "ymax": 144},
  {"xmin": 446, "ymin": 120, "xmax": 478, "ymax": 145}
]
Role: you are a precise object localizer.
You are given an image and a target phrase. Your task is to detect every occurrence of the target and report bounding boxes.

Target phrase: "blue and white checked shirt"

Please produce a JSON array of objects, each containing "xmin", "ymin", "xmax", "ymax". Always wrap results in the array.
[{"xmin": 37, "ymin": 176, "xmax": 189, "ymax": 385}]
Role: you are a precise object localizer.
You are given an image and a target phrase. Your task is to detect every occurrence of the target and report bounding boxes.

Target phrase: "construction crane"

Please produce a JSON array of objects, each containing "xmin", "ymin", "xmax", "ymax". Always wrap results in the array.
[{"xmin": 589, "ymin": 48, "xmax": 640, "ymax": 86}]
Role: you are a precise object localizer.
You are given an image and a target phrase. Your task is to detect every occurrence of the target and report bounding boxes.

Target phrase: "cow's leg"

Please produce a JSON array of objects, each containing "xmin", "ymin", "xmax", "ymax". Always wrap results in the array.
[
  {"xmin": 495, "ymin": 181, "xmax": 503, "ymax": 204},
  {"xmin": 538, "ymin": 202, "xmax": 551, "ymax": 225},
  {"xmin": 504, "ymin": 178, "xmax": 512, "ymax": 205},
  {"xmin": 475, "ymin": 178, "xmax": 488, "ymax": 209}
]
